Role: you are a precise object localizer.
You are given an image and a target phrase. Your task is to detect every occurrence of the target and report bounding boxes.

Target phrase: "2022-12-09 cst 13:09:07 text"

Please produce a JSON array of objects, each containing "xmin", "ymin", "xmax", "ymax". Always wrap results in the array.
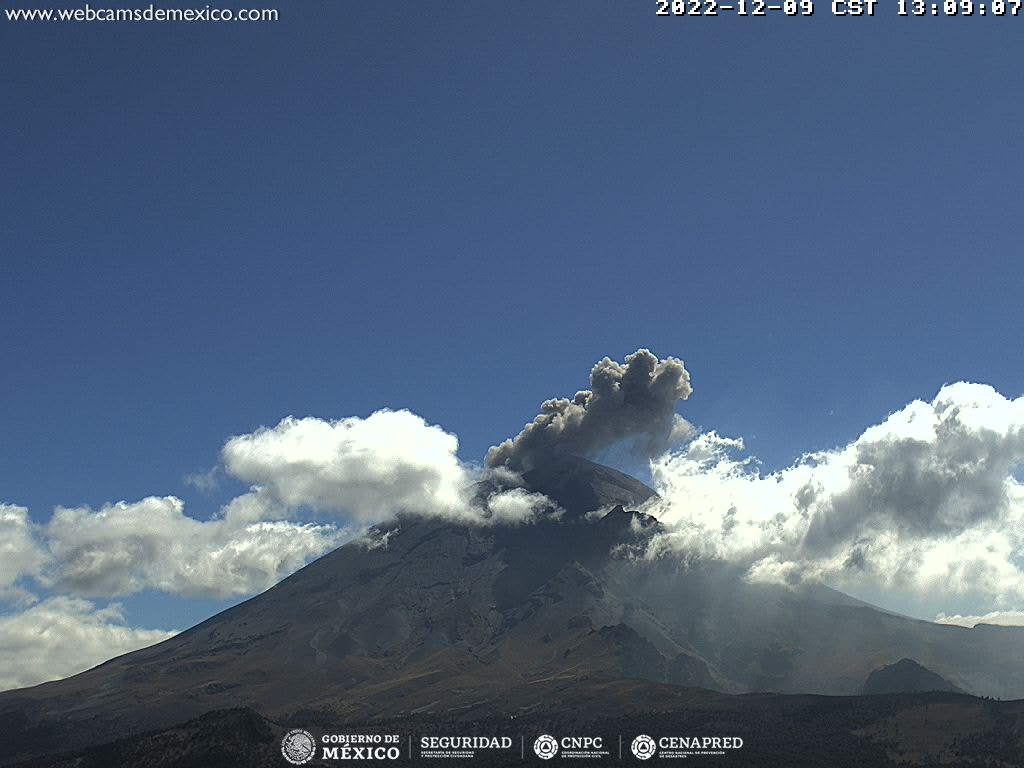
[{"xmin": 656, "ymin": 0, "xmax": 1022, "ymax": 16}]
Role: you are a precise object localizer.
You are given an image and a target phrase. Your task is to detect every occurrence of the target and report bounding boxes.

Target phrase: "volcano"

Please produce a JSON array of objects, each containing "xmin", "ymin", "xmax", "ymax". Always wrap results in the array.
[{"xmin": 3, "ymin": 456, "xmax": 1024, "ymax": 765}]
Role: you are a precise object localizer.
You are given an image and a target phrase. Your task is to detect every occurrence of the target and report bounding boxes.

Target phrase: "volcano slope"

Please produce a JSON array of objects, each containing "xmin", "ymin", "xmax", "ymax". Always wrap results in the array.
[{"xmin": 2, "ymin": 455, "xmax": 1024, "ymax": 765}]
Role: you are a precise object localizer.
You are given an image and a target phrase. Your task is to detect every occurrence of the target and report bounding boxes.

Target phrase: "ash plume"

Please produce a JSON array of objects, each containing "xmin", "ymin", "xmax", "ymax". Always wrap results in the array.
[{"xmin": 486, "ymin": 349, "xmax": 693, "ymax": 473}]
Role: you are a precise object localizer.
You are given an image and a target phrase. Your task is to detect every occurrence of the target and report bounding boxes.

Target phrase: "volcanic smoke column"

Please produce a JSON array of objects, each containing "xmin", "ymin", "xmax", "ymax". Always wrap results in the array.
[{"xmin": 486, "ymin": 349, "xmax": 693, "ymax": 473}]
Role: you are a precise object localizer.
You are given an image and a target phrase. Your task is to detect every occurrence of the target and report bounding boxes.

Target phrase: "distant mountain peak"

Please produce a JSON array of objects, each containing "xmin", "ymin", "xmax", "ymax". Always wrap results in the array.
[{"xmin": 863, "ymin": 658, "xmax": 963, "ymax": 695}]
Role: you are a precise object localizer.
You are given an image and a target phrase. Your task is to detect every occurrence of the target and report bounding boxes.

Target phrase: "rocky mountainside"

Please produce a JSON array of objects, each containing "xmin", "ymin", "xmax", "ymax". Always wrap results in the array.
[{"xmin": 2, "ymin": 455, "xmax": 1024, "ymax": 765}]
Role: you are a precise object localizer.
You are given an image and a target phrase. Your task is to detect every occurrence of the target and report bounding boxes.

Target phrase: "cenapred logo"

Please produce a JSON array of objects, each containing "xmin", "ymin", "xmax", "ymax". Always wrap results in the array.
[
  {"xmin": 632, "ymin": 734, "xmax": 744, "ymax": 759},
  {"xmin": 281, "ymin": 729, "xmax": 317, "ymax": 765},
  {"xmin": 631, "ymin": 734, "xmax": 657, "ymax": 760},
  {"xmin": 533, "ymin": 734, "xmax": 559, "ymax": 760}
]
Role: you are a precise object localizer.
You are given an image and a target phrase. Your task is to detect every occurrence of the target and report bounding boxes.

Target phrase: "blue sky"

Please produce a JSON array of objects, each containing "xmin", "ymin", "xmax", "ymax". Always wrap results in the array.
[{"xmin": 3, "ymin": 1, "xmax": 1024, "ymax": 687}]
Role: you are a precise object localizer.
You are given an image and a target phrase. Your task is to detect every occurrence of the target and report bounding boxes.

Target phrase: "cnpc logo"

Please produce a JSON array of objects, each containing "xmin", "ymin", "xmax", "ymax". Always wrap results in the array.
[
  {"xmin": 533, "ymin": 734, "xmax": 559, "ymax": 759},
  {"xmin": 533, "ymin": 734, "xmax": 604, "ymax": 759}
]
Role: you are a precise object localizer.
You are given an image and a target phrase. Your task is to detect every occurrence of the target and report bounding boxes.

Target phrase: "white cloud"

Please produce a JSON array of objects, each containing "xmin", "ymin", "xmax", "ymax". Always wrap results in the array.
[
  {"xmin": 0, "ymin": 504, "xmax": 47, "ymax": 604},
  {"xmin": 44, "ymin": 495, "xmax": 345, "ymax": 598},
  {"xmin": 934, "ymin": 610, "xmax": 1024, "ymax": 628},
  {"xmin": 1, "ymin": 409, "xmax": 549, "ymax": 608},
  {"xmin": 183, "ymin": 465, "xmax": 220, "ymax": 492},
  {"xmin": 0, "ymin": 597, "xmax": 175, "ymax": 691},
  {"xmin": 222, "ymin": 409, "xmax": 553, "ymax": 525},
  {"xmin": 482, "ymin": 487, "xmax": 559, "ymax": 524},
  {"xmin": 223, "ymin": 410, "xmax": 467, "ymax": 521},
  {"xmin": 643, "ymin": 383, "xmax": 1024, "ymax": 616}
]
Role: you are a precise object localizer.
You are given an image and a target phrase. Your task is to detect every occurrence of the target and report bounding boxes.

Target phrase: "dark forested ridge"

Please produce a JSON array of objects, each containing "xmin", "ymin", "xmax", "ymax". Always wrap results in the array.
[{"xmin": 10, "ymin": 685, "xmax": 1024, "ymax": 768}]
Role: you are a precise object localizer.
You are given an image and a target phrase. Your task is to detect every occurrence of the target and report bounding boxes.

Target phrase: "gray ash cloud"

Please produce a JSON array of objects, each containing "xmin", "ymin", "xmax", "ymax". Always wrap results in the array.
[{"xmin": 486, "ymin": 349, "xmax": 693, "ymax": 473}]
